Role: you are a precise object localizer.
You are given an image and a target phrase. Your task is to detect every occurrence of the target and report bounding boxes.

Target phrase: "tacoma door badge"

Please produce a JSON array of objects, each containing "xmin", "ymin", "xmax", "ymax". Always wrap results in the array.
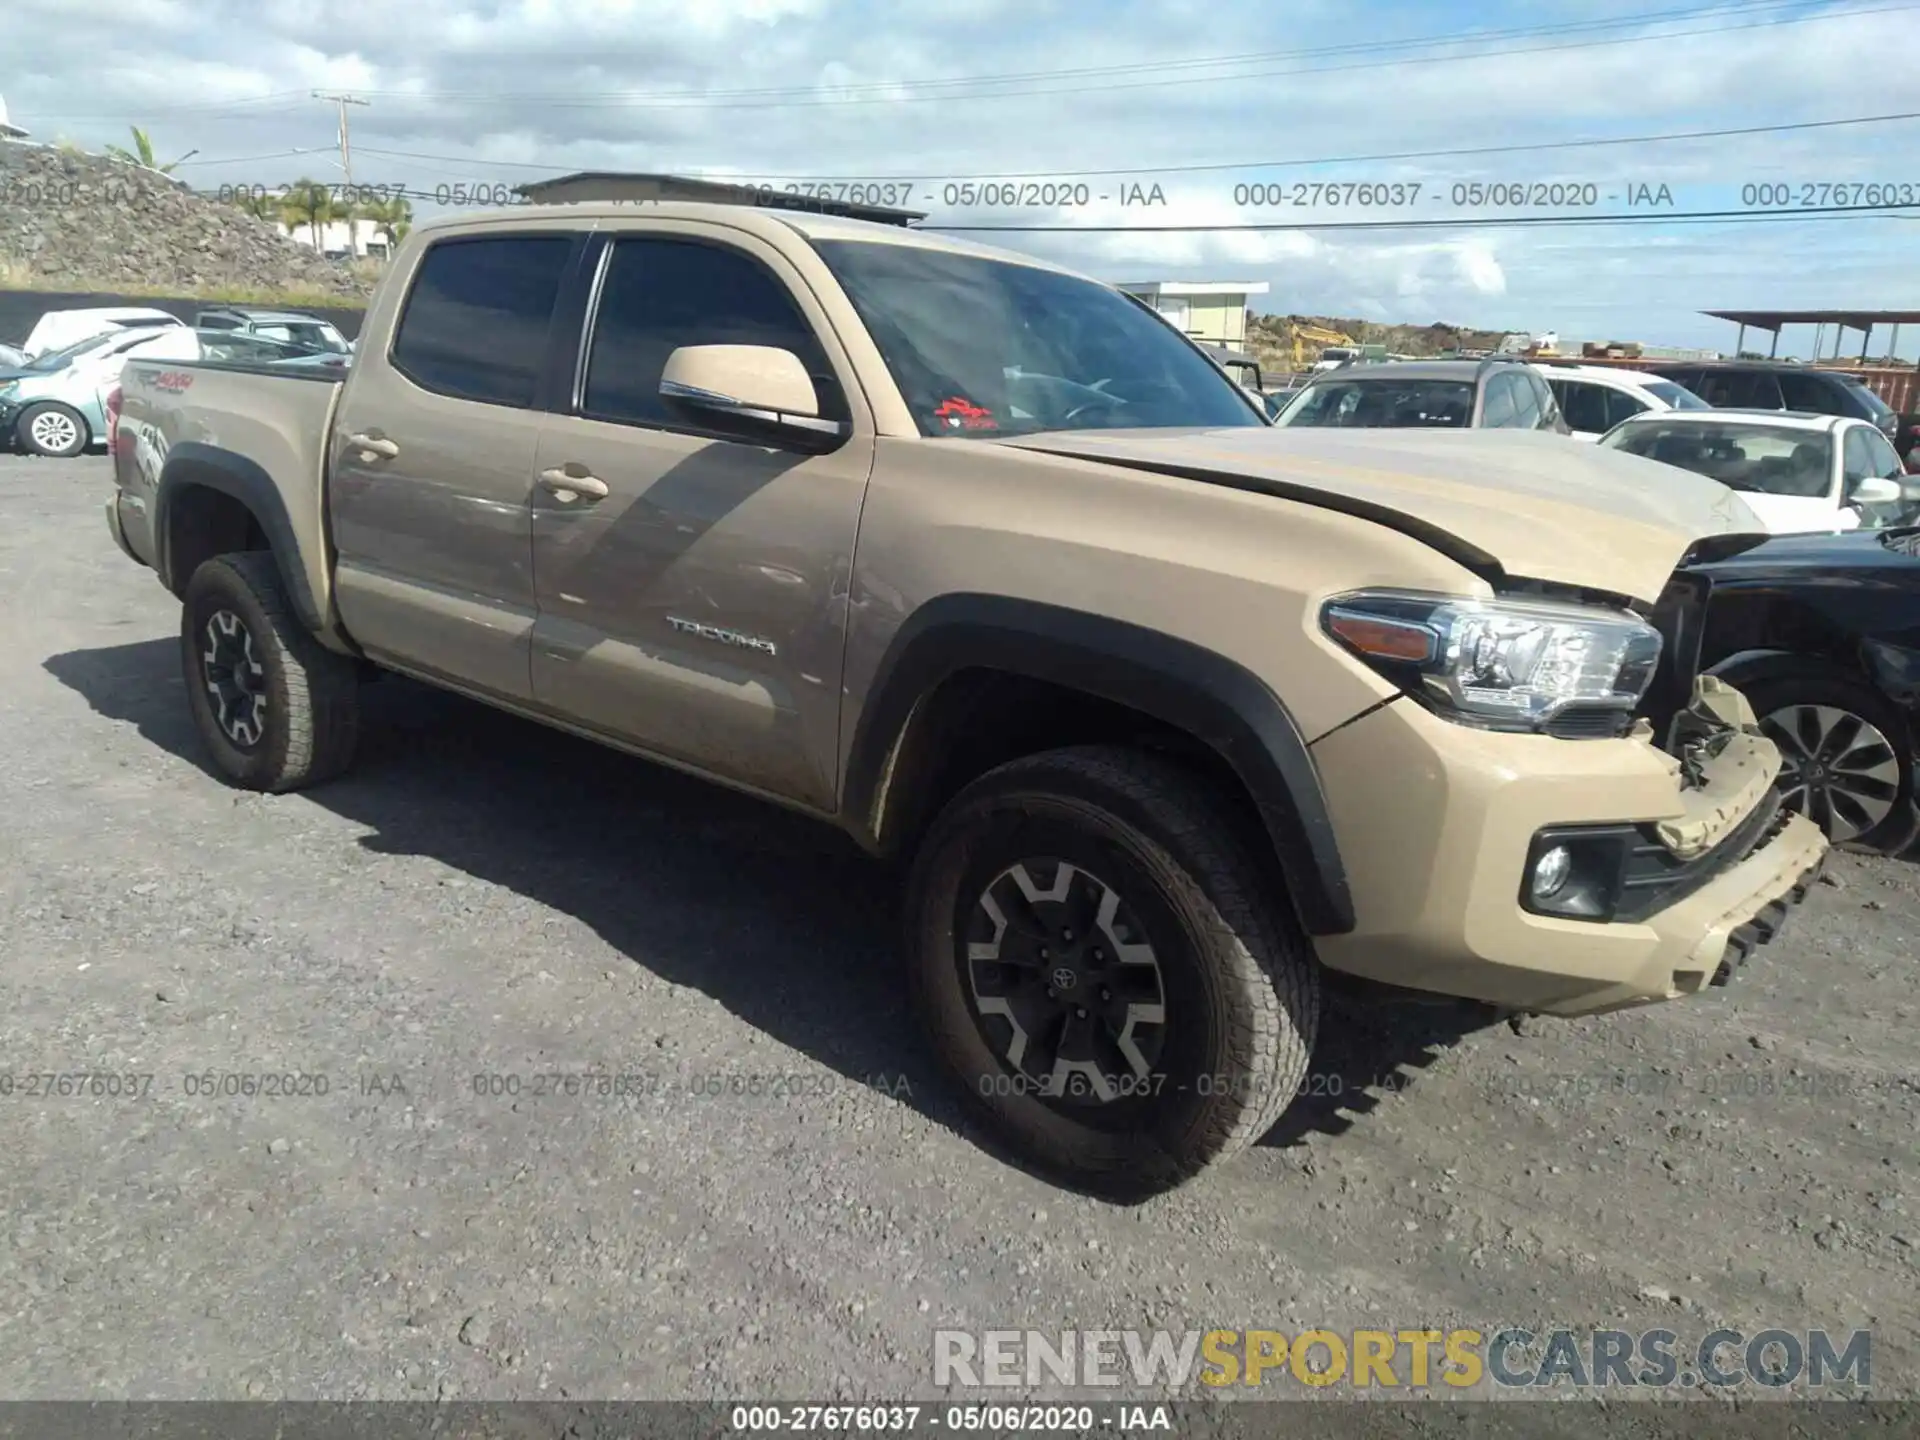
[{"xmin": 666, "ymin": 616, "xmax": 778, "ymax": 658}]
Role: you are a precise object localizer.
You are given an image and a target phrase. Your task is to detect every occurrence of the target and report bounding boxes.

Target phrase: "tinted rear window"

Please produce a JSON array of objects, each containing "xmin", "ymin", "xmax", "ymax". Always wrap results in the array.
[
  {"xmin": 391, "ymin": 235, "xmax": 574, "ymax": 408},
  {"xmin": 1276, "ymin": 377, "xmax": 1474, "ymax": 428}
]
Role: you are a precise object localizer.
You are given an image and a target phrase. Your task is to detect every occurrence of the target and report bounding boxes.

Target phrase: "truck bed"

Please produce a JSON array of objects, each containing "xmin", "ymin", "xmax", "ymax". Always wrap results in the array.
[{"xmin": 114, "ymin": 359, "xmax": 345, "ymax": 629}]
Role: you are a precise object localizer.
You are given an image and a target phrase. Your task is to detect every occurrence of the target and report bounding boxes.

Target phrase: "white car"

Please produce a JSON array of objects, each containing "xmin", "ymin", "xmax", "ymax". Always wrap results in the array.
[
  {"xmin": 20, "ymin": 306, "xmax": 184, "ymax": 359},
  {"xmin": 1533, "ymin": 362, "xmax": 1710, "ymax": 440},
  {"xmin": 1598, "ymin": 410, "xmax": 1917, "ymax": 534}
]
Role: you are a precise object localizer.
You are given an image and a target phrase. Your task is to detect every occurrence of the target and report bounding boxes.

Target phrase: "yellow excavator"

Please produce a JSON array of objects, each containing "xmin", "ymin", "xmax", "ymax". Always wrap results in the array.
[{"xmin": 1289, "ymin": 322, "xmax": 1358, "ymax": 370}]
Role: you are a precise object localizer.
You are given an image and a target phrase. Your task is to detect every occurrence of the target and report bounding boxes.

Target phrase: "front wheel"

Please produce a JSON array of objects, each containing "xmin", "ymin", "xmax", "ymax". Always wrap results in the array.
[
  {"xmin": 1743, "ymin": 666, "xmax": 1917, "ymax": 855},
  {"xmin": 905, "ymin": 745, "xmax": 1320, "ymax": 1199},
  {"xmin": 181, "ymin": 552, "xmax": 361, "ymax": 792},
  {"xmin": 15, "ymin": 402, "xmax": 89, "ymax": 457}
]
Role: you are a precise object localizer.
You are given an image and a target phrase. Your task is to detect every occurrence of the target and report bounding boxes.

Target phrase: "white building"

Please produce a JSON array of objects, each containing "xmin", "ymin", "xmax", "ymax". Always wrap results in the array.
[
  {"xmin": 1116, "ymin": 282, "xmax": 1270, "ymax": 346},
  {"xmin": 278, "ymin": 217, "xmax": 391, "ymax": 260}
]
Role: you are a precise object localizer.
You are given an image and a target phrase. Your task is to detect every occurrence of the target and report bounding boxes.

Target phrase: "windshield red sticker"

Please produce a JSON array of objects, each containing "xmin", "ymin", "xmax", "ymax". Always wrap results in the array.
[{"xmin": 934, "ymin": 395, "xmax": 998, "ymax": 431}]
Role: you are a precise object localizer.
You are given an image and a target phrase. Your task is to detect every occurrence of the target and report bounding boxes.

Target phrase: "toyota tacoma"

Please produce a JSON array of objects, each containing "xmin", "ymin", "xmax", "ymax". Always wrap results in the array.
[{"xmin": 105, "ymin": 198, "xmax": 1828, "ymax": 1196}]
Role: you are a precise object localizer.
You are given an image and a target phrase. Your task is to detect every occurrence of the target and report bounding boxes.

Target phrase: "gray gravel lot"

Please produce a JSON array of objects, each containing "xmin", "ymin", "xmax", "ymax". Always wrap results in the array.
[{"xmin": 1, "ymin": 453, "xmax": 1915, "ymax": 1405}]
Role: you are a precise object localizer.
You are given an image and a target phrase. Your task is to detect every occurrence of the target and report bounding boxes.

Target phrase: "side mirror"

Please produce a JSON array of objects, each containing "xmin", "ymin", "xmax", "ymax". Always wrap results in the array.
[
  {"xmin": 659, "ymin": 344, "xmax": 847, "ymax": 446},
  {"xmin": 1848, "ymin": 475, "xmax": 1904, "ymax": 506}
]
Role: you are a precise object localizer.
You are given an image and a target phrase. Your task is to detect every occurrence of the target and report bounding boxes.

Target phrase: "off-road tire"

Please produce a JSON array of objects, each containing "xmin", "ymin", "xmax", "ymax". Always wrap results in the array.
[
  {"xmin": 15, "ymin": 402, "xmax": 89, "ymax": 458},
  {"xmin": 905, "ymin": 745, "xmax": 1320, "ymax": 1199},
  {"xmin": 1741, "ymin": 664, "xmax": 1917, "ymax": 856},
  {"xmin": 181, "ymin": 552, "xmax": 360, "ymax": 792}
]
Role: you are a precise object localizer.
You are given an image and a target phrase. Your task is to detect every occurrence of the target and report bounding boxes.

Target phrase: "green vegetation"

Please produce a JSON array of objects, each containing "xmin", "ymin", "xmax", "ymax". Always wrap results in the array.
[{"xmin": 103, "ymin": 126, "xmax": 194, "ymax": 174}]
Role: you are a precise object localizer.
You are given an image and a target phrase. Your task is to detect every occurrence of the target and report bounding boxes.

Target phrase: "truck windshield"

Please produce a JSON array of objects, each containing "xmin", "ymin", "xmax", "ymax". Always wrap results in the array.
[{"xmin": 810, "ymin": 239, "xmax": 1263, "ymax": 437}]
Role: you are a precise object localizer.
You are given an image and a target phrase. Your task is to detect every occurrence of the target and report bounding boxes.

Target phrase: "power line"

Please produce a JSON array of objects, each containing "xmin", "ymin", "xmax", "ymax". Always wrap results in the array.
[
  {"xmin": 924, "ymin": 203, "xmax": 1920, "ymax": 233},
  {"xmin": 336, "ymin": 107, "xmax": 1920, "ymax": 184}
]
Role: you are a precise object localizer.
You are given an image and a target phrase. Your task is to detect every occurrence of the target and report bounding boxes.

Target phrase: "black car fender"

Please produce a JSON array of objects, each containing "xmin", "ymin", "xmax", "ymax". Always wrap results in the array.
[{"xmin": 842, "ymin": 594, "xmax": 1356, "ymax": 936}]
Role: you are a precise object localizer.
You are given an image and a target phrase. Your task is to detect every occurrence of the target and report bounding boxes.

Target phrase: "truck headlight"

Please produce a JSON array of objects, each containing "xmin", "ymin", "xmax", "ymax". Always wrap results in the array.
[{"xmin": 1321, "ymin": 589, "xmax": 1662, "ymax": 732}]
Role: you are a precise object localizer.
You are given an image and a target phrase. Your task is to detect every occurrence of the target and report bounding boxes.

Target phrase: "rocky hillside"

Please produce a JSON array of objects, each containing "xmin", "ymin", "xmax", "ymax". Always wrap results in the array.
[
  {"xmin": 1247, "ymin": 312, "xmax": 1511, "ymax": 369},
  {"xmin": 0, "ymin": 141, "xmax": 372, "ymax": 302}
]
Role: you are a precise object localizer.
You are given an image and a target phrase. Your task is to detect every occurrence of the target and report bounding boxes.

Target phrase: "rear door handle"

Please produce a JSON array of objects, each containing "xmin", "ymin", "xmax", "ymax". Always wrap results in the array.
[
  {"xmin": 538, "ymin": 467, "xmax": 609, "ymax": 501},
  {"xmin": 347, "ymin": 433, "xmax": 399, "ymax": 459}
]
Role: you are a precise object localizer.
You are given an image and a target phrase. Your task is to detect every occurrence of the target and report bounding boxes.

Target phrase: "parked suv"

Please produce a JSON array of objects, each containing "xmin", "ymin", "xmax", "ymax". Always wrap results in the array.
[
  {"xmin": 194, "ymin": 307, "xmax": 352, "ymax": 356},
  {"xmin": 1533, "ymin": 362, "xmax": 1709, "ymax": 440},
  {"xmin": 1272, "ymin": 357, "xmax": 1571, "ymax": 432},
  {"xmin": 1651, "ymin": 360, "xmax": 1900, "ymax": 440},
  {"xmin": 107, "ymin": 201, "xmax": 1826, "ymax": 1195}
]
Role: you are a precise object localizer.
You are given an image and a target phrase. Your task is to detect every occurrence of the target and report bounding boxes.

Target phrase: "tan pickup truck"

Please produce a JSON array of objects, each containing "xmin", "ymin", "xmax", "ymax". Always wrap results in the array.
[{"xmin": 106, "ymin": 199, "xmax": 1827, "ymax": 1196}]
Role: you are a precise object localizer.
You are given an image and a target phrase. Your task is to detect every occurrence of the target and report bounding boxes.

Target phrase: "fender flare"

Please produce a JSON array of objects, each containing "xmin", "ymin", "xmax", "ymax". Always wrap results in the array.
[
  {"xmin": 153, "ymin": 443, "xmax": 323, "ymax": 631},
  {"xmin": 843, "ymin": 594, "xmax": 1355, "ymax": 935}
]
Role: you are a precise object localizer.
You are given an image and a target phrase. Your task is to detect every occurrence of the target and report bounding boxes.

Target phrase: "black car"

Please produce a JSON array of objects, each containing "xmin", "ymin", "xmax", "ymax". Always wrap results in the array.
[
  {"xmin": 1270, "ymin": 356, "xmax": 1571, "ymax": 433},
  {"xmin": 1651, "ymin": 360, "xmax": 1900, "ymax": 442},
  {"xmin": 1683, "ymin": 526, "xmax": 1920, "ymax": 854}
]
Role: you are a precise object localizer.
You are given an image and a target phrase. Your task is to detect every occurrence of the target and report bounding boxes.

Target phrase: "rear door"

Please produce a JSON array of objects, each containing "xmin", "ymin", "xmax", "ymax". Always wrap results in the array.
[
  {"xmin": 525, "ymin": 225, "xmax": 876, "ymax": 810},
  {"xmin": 1553, "ymin": 378, "xmax": 1612, "ymax": 438},
  {"xmin": 329, "ymin": 223, "xmax": 588, "ymax": 702}
]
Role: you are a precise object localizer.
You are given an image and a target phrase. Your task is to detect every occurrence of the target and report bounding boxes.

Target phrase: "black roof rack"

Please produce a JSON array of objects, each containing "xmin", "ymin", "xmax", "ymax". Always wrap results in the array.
[{"xmin": 513, "ymin": 171, "xmax": 925, "ymax": 226}]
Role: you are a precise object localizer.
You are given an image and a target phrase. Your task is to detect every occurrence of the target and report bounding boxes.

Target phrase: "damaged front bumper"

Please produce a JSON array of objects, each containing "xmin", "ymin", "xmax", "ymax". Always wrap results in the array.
[{"xmin": 1309, "ymin": 675, "xmax": 1831, "ymax": 1017}]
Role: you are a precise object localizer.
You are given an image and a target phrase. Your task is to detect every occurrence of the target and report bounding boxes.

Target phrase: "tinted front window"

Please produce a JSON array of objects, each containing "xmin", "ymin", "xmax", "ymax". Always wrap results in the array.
[
  {"xmin": 1276, "ymin": 377, "xmax": 1474, "ymax": 428},
  {"xmin": 582, "ymin": 237, "xmax": 843, "ymax": 427},
  {"xmin": 1554, "ymin": 380, "xmax": 1611, "ymax": 433},
  {"xmin": 1845, "ymin": 379, "xmax": 1894, "ymax": 421},
  {"xmin": 1697, "ymin": 370, "xmax": 1784, "ymax": 409},
  {"xmin": 1864, "ymin": 429, "xmax": 1905, "ymax": 478},
  {"xmin": 812, "ymin": 239, "xmax": 1261, "ymax": 437},
  {"xmin": 391, "ymin": 235, "xmax": 574, "ymax": 407},
  {"xmin": 1777, "ymin": 372, "xmax": 1842, "ymax": 413},
  {"xmin": 1604, "ymin": 389, "xmax": 1649, "ymax": 428},
  {"xmin": 1603, "ymin": 422, "xmax": 1834, "ymax": 497}
]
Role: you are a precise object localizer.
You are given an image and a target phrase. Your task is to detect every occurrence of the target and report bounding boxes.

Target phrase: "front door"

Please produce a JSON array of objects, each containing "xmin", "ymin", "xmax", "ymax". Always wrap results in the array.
[
  {"xmin": 329, "ymin": 227, "xmax": 584, "ymax": 702},
  {"xmin": 527, "ymin": 229, "xmax": 876, "ymax": 811}
]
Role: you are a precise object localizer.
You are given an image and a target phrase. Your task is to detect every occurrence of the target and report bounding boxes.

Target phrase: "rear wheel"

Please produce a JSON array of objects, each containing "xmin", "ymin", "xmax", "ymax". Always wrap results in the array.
[
  {"xmin": 181, "ymin": 552, "xmax": 360, "ymax": 792},
  {"xmin": 15, "ymin": 402, "xmax": 89, "ymax": 457},
  {"xmin": 905, "ymin": 745, "xmax": 1320, "ymax": 1199},
  {"xmin": 1743, "ymin": 666, "xmax": 1916, "ymax": 854}
]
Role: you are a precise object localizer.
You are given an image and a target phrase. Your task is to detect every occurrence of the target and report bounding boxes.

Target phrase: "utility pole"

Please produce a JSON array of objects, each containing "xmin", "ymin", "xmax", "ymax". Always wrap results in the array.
[{"xmin": 312, "ymin": 91, "xmax": 369, "ymax": 186}]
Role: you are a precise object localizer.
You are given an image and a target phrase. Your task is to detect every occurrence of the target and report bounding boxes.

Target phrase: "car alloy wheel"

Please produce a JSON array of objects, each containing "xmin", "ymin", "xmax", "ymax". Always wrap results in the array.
[
  {"xmin": 201, "ymin": 608, "xmax": 269, "ymax": 749},
  {"xmin": 962, "ymin": 857, "xmax": 1168, "ymax": 1107},
  {"xmin": 28, "ymin": 409, "xmax": 80, "ymax": 454},
  {"xmin": 1760, "ymin": 702, "xmax": 1902, "ymax": 844}
]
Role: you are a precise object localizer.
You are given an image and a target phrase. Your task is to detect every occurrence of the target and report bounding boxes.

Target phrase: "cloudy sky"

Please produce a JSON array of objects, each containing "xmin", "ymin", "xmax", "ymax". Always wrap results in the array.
[{"xmin": 5, "ymin": 0, "xmax": 1919, "ymax": 354}]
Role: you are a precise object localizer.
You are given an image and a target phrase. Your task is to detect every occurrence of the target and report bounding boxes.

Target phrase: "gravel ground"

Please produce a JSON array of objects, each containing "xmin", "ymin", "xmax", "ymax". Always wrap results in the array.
[{"xmin": 1, "ymin": 454, "xmax": 1915, "ymax": 1407}]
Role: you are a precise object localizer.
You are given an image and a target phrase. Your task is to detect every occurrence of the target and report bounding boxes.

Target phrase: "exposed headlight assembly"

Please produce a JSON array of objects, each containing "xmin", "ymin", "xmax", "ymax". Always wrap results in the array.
[{"xmin": 1322, "ymin": 589, "xmax": 1662, "ymax": 733}]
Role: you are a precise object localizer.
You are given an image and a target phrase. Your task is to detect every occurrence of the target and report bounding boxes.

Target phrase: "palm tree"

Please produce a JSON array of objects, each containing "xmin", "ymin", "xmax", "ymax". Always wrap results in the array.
[
  {"xmin": 279, "ymin": 178, "xmax": 336, "ymax": 251},
  {"xmin": 363, "ymin": 194, "xmax": 414, "ymax": 252},
  {"xmin": 104, "ymin": 125, "xmax": 194, "ymax": 173},
  {"xmin": 227, "ymin": 189, "xmax": 283, "ymax": 223}
]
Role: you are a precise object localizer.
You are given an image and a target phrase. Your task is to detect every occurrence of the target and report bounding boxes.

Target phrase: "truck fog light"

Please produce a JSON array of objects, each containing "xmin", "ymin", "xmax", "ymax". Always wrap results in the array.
[{"xmin": 1531, "ymin": 844, "xmax": 1573, "ymax": 899}]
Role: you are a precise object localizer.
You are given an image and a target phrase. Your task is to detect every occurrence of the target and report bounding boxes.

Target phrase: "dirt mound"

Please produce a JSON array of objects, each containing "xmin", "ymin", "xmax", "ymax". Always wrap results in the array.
[{"xmin": 0, "ymin": 141, "xmax": 371, "ymax": 302}]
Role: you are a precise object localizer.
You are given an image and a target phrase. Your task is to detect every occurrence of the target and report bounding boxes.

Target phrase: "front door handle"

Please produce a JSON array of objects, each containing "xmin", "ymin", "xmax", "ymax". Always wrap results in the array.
[
  {"xmin": 347, "ymin": 433, "xmax": 399, "ymax": 460},
  {"xmin": 538, "ymin": 467, "xmax": 609, "ymax": 501}
]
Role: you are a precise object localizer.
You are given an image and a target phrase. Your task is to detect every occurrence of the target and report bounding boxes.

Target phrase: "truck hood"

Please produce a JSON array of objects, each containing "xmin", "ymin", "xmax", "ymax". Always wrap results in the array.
[{"xmin": 997, "ymin": 426, "xmax": 1768, "ymax": 604}]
